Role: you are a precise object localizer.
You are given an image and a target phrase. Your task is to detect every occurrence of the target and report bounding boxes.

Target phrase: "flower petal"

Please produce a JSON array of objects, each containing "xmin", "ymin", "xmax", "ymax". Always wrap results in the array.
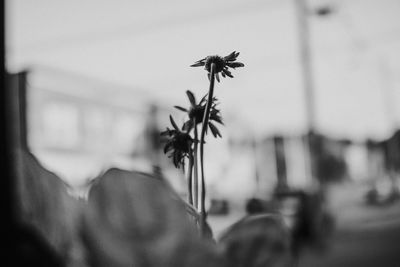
[
  {"xmin": 160, "ymin": 127, "xmax": 172, "ymax": 136},
  {"xmin": 215, "ymin": 72, "xmax": 220, "ymax": 82},
  {"xmin": 199, "ymin": 94, "xmax": 208, "ymax": 105},
  {"xmin": 163, "ymin": 142, "xmax": 173, "ymax": 154},
  {"xmin": 169, "ymin": 115, "xmax": 180, "ymax": 131},
  {"xmin": 227, "ymin": 62, "xmax": 245, "ymax": 69},
  {"xmin": 190, "ymin": 58, "xmax": 206, "ymax": 67},
  {"xmin": 173, "ymin": 152, "xmax": 179, "ymax": 167},
  {"xmin": 223, "ymin": 69, "xmax": 234, "ymax": 78},
  {"xmin": 174, "ymin": 106, "xmax": 188, "ymax": 112},
  {"xmin": 209, "ymin": 122, "xmax": 222, "ymax": 138},
  {"xmin": 186, "ymin": 90, "xmax": 197, "ymax": 106},
  {"xmin": 224, "ymin": 51, "xmax": 237, "ymax": 62},
  {"xmin": 211, "ymin": 114, "xmax": 223, "ymax": 125},
  {"xmin": 183, "ymin": 120, "xmax": 194, "ymax": 132}
]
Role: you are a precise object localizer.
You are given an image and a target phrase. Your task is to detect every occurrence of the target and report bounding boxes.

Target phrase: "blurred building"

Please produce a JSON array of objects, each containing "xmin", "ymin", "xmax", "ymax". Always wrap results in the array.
[
  {"xmin": 23, "ymin": 68, "xmax": 156, "ymax": 188},
  {"xmin": 15, "ymin": 66, "xmax": 400, "ymax": 201},
  {"xmin": 232, "ymin": 132, "xmax": 390, "ymax": 202}
]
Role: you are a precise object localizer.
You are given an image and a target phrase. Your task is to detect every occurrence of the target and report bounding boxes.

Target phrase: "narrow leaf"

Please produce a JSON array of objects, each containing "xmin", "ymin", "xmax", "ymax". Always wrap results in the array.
[
  {"xmin": 209, "ymin": 122, "xmax": 222, "ymax": 138},
  {"xmin": 223, "ymin": 69, "xmax": 233, "ymax": 78},
  {"xmin": 211, "ymin": 114, "xmax": 224, "ymax": 125},
  {"xmin": 199, "ymin": 94, "xmax": 208, "ymax": 105},
  {"xmin": 186, "ymin": 90, "xmax": 196, "ymax": 106},
  {"xmin": 174, "ymin": 106, "xmax": 188, "ymax": 112},
  {"xmin": 169, "ymin": 115, "xmax": 179, "ymax": 131},
  {"xmin": 173, "ymin": 152, "xmax": 179, "ymax": 168},
  {"xmin": 160, "ymin": 128, "xmax": 171, "ymax": 136},
  {"xmin": 227, "ymin": 62, "xmax": 245, "ymax": 68},
  {"xmin": 183, "ymin": 120, "xmax": 194, "ymax": 132},
  {"xmin": 164, "ymin": 142, "xmax": 173, "ymax": 154},
  {"xmin": 224, "ymin": 51, "xmax": 237, "ymax": 61},
  {"xmin": 190, "ymin": 58, "xmax": 206, "ymax": 67}
]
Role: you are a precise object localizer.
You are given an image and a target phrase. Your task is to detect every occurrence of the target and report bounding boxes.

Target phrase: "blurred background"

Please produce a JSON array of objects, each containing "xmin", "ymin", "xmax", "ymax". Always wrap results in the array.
[{"xmin": 6, "ymin": 0, "xmax": 400, "ymax": 265}]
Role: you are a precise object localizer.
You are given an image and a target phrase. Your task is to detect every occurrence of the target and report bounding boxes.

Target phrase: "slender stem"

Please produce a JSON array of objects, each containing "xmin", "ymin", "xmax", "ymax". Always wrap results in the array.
[
  {"xmin": 199, "ymin": 63, "xmax": 216, "ymax": 235},
  {"xmin": 187, "ymin": 149, "xmax": 194, "ymax": 205},
  {"xmin": 193, "ymin": 119, "xmax": 199, "ymax": 210}
]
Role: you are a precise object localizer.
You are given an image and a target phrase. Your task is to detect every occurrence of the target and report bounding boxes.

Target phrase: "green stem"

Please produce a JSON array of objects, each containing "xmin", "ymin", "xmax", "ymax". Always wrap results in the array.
[
  {"xmin": 193, "ymin": 119, "xmax": 199, "ymax": 210},
  {"xmin": 199, "ymin": 63, "xmax": 216, "ymax": 236},
  {"xmin": 187, "ymin": 149, "xmax": 194, "ymax": 205}
]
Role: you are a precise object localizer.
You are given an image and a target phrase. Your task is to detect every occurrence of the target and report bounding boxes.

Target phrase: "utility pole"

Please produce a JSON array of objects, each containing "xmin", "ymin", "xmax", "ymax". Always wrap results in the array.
[
  {"xmin": 295, "ymin": 0, "xmax": 318, "ymax": 190},
  {"xmin": 295, "ymin": 0, "xmax": 316, "ymax": 133},
  {"xmin": 294, "ymin": 0, "xmax": 334, "ymax": 191},
  {"xmin": 379, "ymin": 58, "xmax": 400, "ymax": 199}
]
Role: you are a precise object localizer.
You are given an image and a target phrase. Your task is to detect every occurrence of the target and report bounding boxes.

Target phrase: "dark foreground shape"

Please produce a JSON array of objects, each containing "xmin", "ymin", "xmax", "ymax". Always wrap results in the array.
[
  {"xmin": 83, "ymin": 168, "xmax": 224, "ymax": 267},
  {"xmin": 13, "ymin": 222, "xmax": 65, "ymax": 267},
  {"xmin": 14, "ymin": 150, "xmax": 82, "ymax": 266},
  {"xmin": 219, "ymin": 214, "xmax": 292, "ymax": 267},
  {"xmin": 14, "ymin": 150, "xmax": 297, "ymax": 267}
]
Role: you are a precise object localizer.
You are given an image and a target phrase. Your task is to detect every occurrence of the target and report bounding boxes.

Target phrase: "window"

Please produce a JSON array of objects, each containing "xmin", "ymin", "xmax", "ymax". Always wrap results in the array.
[{"xmin": 41, "ymin": 102, "xmax": 80, "ymax": 149}]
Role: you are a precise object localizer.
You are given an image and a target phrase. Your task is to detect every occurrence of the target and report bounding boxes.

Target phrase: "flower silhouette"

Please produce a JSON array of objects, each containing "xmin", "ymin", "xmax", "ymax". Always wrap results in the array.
[
  {"xmin": 190, "ymin": 51, "xmax": 244, "ymax": 82},
  {"xmin": 174, "ymin": 90, "xmax": 223, "ymax": 138},
  {"xmin": 160, "ymin": 115, "xmax": 194, "ymax": 168}
]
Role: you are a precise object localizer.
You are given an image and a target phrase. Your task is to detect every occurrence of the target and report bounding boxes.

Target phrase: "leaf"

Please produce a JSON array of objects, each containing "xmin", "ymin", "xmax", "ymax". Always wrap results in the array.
[
  {"xmin": 169, "ymin": 115, "xmax": 180, "ymax": 131},
  {"xmin": 186, "ymin": 90, "xmax": 197, "ymax": 106},
  {"xmin": 219, "ymin": 214, "xmax": 290, "ymax": 267},
  {"xmin": 209, "ymin": 122, "xmax": 222, "ymax": 138},
  {"xmin": 174, "ymin": 106, "xmax": 188, "ymax": 112}
]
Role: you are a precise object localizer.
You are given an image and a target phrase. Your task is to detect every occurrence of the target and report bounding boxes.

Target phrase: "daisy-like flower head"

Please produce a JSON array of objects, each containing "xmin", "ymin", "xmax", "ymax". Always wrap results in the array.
[
  {"xmin": 174, "ymin": 90, "xmax": 223, "ymax": 138},
  {"xmin": 160, "ymin": 115, "xmax": 194, "ymax": 168},
  {"xmin": 190, "ymin": 51, "xmax": 244, "ymax": 82}
]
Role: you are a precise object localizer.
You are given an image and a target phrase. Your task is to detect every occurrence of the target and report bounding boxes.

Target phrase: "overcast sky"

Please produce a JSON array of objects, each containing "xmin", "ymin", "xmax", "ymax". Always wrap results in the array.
[{"xmin": 6, "ymin": 0, "xmax": 400, "ymax": 141}]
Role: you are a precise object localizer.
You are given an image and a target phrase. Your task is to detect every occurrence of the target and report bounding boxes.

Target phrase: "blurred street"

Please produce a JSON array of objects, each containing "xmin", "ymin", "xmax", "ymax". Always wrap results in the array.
[
  {"xmin": 209, "ymin": 181, "xmax": 400, "ymax": 266},
  {"xmin": 298, "ymin": 182, "xmax": 400, "ymax": 267},
  {"xmin": 300, "ymin": 219, "xmax": 400, "ymax": 267}
]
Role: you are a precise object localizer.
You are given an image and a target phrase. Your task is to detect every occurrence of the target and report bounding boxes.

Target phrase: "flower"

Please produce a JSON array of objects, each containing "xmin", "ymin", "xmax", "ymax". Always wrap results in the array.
[
  {"xmin": 160, "ymin": 115, "xmax": 194, "ymax": 168},
  {"xmin": 174, "ymin": 90, "xmax": 223, "ymax": 138},
  {"xmin": 190, "ymin": 51, "xmax": 244, "ymax": 82}
]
